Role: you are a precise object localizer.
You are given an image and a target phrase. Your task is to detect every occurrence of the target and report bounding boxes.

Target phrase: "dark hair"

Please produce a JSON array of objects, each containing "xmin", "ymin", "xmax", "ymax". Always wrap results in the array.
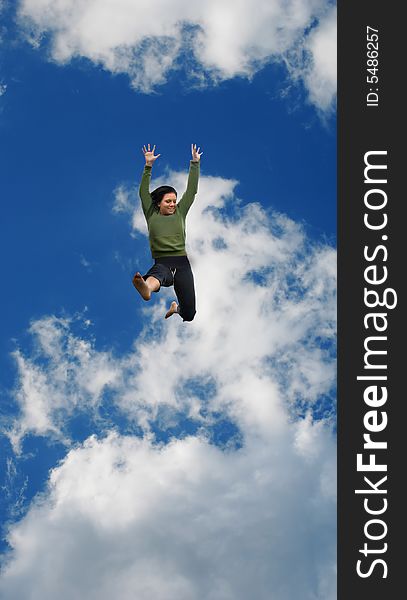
[{"xmin": 151, "ymin": 185, "xmax": 177, "ymax": 210}]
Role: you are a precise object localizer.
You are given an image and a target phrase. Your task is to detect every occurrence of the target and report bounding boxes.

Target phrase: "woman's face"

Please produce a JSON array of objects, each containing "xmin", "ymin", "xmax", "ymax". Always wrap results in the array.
[{"xmin": 159, "ymin": 192, "xmax": 177, "ymax": 215}]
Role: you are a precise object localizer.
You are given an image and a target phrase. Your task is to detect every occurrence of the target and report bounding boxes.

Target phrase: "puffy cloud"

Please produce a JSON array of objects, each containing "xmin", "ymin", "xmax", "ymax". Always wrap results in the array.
[
  {"xmin": 115, "ymin": 168, "xmax": 336, "ymax": 427},
  {"xmin": 1, "ymin": 430, "xmax": 336, "ymax": 600},
  {"xmin": 8, "ymin": 315, "xmax": 121, "ymax": 451},
  {"xmin": 18, "ymin": 0, "xmax": 337, "ymax": 111},
  {"xmin": 2, "ymin": 169, "xmax": 336, "ymax": 598}
]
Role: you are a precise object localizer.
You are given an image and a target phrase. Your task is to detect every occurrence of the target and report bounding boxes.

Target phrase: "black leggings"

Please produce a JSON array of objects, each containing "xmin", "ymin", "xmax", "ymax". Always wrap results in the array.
[{"xmin": 143, "ymin": 255, "xmax": 196, "ymax": 322}]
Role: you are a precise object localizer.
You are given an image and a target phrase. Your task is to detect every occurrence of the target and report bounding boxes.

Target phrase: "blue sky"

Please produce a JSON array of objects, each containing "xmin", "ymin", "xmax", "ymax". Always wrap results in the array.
[{"xmin": 1, "ymin": 1, "xmax": 337, "ymax": 598}]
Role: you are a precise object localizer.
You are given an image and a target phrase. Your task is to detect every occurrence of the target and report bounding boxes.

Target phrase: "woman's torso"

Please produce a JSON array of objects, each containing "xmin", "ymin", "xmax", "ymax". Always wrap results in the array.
[{"xmin": 147, "ymin": 209, "xmax": 187, "ymax": 258}]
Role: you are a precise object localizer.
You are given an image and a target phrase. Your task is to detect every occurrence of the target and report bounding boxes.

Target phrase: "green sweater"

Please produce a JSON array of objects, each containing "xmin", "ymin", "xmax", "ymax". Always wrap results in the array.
[{"xmin": 139, "ymin": 161, "xmax": 200, "ymax": 258}]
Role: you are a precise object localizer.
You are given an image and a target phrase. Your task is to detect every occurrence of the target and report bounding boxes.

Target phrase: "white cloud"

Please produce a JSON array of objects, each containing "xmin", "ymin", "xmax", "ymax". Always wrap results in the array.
[
  {"xmin": 18, "ymin": 0, "xmax": 337, "ymax": 111},
  {"xmin": 2, "ymin": 169, "xmax": 336, "ymax": 598},
  {"xmin": 1, "ymin": 430, "xmax": 336, "ymax": 600},
  {"xmin": 295, "ymin": 5, "xmax": 337, "ymax": 112},
  {"xmin": 112, "ymin": 184, "xmax": 135, "ymax": 215},
  {"xmin": 8, "ymin": 315, "xmax": 121, "ymax": 451}
]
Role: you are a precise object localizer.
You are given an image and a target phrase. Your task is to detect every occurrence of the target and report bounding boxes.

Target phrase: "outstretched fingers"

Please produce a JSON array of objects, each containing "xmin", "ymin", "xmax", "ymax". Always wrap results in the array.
[
  {"xmin": 142, "ymin": 144, "xmax": 161, "ymax": 162},
  {"xmin": 191, "ymin": 143, "xmax": 203, "ymax": 160}
]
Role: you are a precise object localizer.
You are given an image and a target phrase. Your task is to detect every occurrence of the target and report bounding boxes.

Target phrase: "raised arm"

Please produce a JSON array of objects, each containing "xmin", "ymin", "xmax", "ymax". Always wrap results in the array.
[
  {"xmin": 139, "ymin": 144, "xmax": 161, "ymax": 217},
  {"xmin": 177, "ymin": 144, "xmax": 203, "ymax": 217}
]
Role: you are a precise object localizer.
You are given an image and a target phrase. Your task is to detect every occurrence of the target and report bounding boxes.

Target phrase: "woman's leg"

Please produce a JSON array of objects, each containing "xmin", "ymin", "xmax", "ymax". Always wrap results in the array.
[
  {"xmin": 132, "ymin": 272, "xmax": 160, "ymax": 300},
  {"xmin": 170, "ymin": 260, "xmax": 196, "ymax": 321}
]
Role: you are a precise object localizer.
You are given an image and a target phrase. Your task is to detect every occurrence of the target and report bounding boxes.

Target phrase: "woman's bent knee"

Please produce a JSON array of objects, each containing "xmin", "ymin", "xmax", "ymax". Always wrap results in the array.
[{"xmin": 182, "ymin": 309, "xmax": 196, "ymax": 322}]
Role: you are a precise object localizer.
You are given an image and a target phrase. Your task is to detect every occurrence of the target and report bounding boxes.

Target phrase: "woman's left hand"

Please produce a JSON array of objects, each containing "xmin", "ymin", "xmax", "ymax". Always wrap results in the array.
[{"xmin": 191, "ymin": 143, "xmax": 203, "ymax": 162}]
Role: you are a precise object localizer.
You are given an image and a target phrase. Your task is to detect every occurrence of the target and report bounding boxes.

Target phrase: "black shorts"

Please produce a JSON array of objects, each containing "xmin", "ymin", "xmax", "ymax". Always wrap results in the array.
[{"xmin": 143, "ymin": 255, "xmax": 196, "ymax": 322}]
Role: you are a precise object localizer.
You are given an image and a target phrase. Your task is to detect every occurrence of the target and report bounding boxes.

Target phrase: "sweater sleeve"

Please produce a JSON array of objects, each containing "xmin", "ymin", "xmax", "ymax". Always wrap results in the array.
[
  {"xmin": 139, "ymin": 165, "xmax": 153, "ymax": 218},
  {"xmin": 177, "ymin": 161, "xmax": 200, "ymax": 218}
]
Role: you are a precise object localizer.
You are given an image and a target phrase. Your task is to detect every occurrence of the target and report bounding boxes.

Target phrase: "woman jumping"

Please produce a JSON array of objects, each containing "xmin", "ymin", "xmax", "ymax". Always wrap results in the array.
[{"xmin": 132, "ymin": 143, "xmax": 202, "ymax": 321}]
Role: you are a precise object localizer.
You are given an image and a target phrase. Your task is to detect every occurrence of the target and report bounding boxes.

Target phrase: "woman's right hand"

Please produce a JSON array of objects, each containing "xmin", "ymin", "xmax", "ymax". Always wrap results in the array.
[{"xmin": 142, "ymin": 144, "xmax": 161, "ymax": 166}]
